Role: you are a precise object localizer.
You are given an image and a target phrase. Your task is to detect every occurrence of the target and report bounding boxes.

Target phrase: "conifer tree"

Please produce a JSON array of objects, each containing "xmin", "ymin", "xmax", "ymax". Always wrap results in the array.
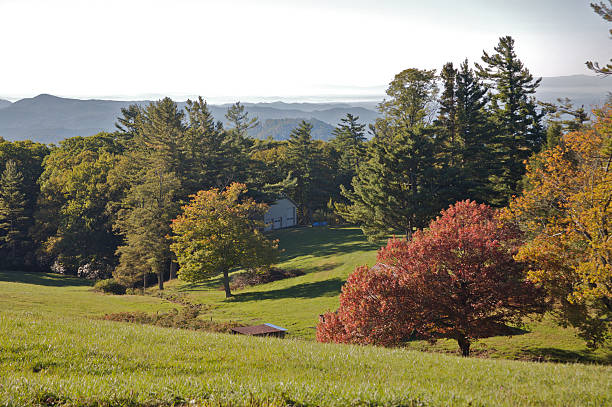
[
  {"xmin": 285, "ymin": 120, "xmax": 316, "ymax": 223},
  {"xmin": 454, "ymin": 59, "xmax": 494, "ymax": 202},
  {"xmin": 476, "ymin": 36, "xmax": 544, "ymax": 205},
  {"xmin": 225, "ymin": 101, "xmax": 259, "ymax": 138},
  {"xmin": 114, "ymin": 168, "xmax": 180, "ymax": 290},
  {"xmin": 436, "ymin": 62, "xmax": 458, "ymax": 165},
  {"xmin": 586, "ymin": 1, "xmax": 612, "ymax": 75},
  {"xmin": 338, "ymin": 68, "xmax": 441, "ymax": 240},
  {"xmin": 331, "ymin": 113, "xmax": 366, "ymax": 189},
  {"xmin": 0, "ymin": 160, "xmax": 27, "ymax": 264}
]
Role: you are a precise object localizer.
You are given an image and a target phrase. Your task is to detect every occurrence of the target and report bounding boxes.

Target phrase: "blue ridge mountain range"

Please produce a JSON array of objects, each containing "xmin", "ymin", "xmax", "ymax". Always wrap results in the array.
[{"xmin": 0, "ymin": 75, "xmax": 609, "ymax": 144}]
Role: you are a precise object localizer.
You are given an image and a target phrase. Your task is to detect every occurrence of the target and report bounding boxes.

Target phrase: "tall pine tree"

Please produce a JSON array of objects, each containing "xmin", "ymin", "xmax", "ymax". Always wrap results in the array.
[
  {"xmin": 476, "ymin": 36, "xmax": 544, "ymax": 205},
  {"xmin": 338, "ymin": 68, "xmax": 441, "ymax": 240},
  {"xmin": 330, "ymin": 113, "xmax": 366, "ymax": 193},
  {"xmin": 0, "ymin": 160, "xmax": 27, "ymax": 265},
  {"xmin": 455, "ymin": 59, "xmax": 495, "ymax": 202},
  {"xmin": 285, "ymin": 120, "xmax": 316, "ymax": 224}
]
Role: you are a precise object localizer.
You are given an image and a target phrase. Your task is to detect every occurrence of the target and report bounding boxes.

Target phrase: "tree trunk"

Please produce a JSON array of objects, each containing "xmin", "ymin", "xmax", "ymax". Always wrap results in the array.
[
  {"xmin": 457, "ymin": 335, "xmax": 471, "ymax": 357},
  {"xmin": 169, "ymin": 261, "xmax": 177, "ymax": 280},
  {"xmin": 143, "ymin": 272, "xmax": 147, "ymax": 294},
  {"xmin": 157, "ymin": 269, "xmax": 164, "ymax": 290},
  {"xmin": 222, "ymin": 269, "xmax": 232, "ymax": 298}
]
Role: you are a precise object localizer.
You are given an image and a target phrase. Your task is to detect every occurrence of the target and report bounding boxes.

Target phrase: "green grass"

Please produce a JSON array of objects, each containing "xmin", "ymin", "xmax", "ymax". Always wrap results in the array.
[
  {"xmin": 163, "ymin": 226, "xmax": 380, "ymax": 338},
  {"xmin": 1, "ymin": 309, "xmax": 611, "ymax": 407},
  {"xmin": 0, "ymin": 270, "xmax": 176, "ymax": 318},
  {"xmin": 1, "ymin": 225, "xmax": 612, "ymax": 405}
]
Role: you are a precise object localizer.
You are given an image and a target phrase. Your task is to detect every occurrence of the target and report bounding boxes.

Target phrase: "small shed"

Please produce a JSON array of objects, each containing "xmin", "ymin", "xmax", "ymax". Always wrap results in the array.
[
  {"xmin": 264, "ymin": 198, "xmax": 297, "ymax": 231},
  {"xmin": 231, "ymin": 323, "xmax": 288, "ymax": 338}
]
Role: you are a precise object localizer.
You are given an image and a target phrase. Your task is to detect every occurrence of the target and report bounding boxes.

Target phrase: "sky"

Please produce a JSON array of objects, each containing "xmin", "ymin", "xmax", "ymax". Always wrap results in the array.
[{"xmin": 0, "ymin": 0, "xmax": 609, "ymax": 102}]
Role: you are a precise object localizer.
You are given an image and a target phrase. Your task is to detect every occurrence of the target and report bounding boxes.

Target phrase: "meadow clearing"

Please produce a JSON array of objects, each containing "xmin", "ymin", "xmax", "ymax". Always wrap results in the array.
[{"xmin": 0, "ymin": 226, "xmax": 611, "ymax": 406}]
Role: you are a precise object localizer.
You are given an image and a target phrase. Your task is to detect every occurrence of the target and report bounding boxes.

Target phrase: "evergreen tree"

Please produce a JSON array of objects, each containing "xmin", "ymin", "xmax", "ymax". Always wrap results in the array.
[
  {"xmin": 330, "ymin": 113, "xmax": 366, "ymax": 191},
  {"xmin": 586, "ymin": 1, "xmax": 612, "ymax": 75},
  {"xmin": 225, "ymin": 101, "xmax": 259, "ymax": 138},
  {"xmin": 0, "ymin": 160, "xmax": 27, "ymax": 265},
  {"xmin": 285, "ymin": 120, "xmax": 317, "ymax": 223},
  {"xmin": 338, "ymin": 68, "xmax": 441, "ymax": 240},
  {"xmin": 184, "ymin": 97, "xmax": 251, "ymax": 190},
  {"xmin": 454, "ymin": 59, "xmax": 494, "ymax": 202},
  {"xmin": 436, "ymin": 62, "xmax": 459, "ymax": 165},
  {"xmin": 114, "ymin": 168, "xmax": 180, "ymax": 290},
  {"xmin": 136, "ymin": 97, "xmax": 187, "ymax": 182},
  {"xmin": 476, "ymin": 36, "xmax": 544, "ymax": 205}
]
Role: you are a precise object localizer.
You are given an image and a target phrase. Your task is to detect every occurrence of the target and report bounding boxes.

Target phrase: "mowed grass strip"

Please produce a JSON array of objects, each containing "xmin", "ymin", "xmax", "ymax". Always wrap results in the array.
[{"xmin": 1, "ymin": 310, "xmax": 610, "ymax": 407}]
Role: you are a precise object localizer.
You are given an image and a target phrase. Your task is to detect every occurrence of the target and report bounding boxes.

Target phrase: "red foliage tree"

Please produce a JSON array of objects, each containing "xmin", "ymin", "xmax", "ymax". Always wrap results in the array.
[{"xmin": 317, "ymin": 200, "xmax": 544, "ymax": 356}]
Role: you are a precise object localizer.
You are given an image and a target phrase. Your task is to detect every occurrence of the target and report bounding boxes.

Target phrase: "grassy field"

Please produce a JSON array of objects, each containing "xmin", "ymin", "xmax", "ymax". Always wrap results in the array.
[
  {"xmin": 1, "ymin": 226, "xmax": 611, "ymax": 406},
  {"xmin": 160, "ymin": 226, "xmax": 381, "ymax": 339},
  {"xmin": 1, "ymin": 309, "xmax": 611, "ymax": 407}
]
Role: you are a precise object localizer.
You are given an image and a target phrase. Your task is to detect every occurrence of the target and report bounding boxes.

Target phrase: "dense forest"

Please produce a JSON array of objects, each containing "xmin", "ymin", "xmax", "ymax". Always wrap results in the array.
[{"xmin": 0, "ymin": 36, "xmax": 590, "ymax": 281}]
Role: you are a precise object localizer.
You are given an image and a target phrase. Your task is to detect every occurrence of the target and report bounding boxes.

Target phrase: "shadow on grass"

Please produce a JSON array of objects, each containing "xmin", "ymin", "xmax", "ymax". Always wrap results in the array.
[
  {"xmin": 0, "ymin": 270, "xmax": 91, "ymax": 288},
  {"xmin": 270, "ymin": 226, "xmax": 381, "ymax": 261},
  {"xmin": 520, "ymin": 347, "xmax": 612, "ymax": 365},
  {"xmin": 227, "ymin": 278, "xmax": 344, "ymax": 302}
]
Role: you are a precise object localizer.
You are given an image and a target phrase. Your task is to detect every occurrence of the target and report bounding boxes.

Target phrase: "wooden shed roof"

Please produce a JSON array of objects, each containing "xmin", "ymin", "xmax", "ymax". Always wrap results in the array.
[{"xmin": 231, "ymin": 323, "xmax": 287, "ymax": 335}]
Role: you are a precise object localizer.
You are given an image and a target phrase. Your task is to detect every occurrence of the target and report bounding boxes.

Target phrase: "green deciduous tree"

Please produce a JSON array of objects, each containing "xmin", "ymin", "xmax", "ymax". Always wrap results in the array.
[
  {"xmin": 170, "ymin": 183, "xmax": 278, "ymax": 297},
  {"xmin": 35, "ymin": 133, "xmax": 123, "ymax": 274}
]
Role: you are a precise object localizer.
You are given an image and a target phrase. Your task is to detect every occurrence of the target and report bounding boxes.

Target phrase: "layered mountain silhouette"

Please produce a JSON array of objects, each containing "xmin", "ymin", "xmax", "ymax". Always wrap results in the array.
[
  {"xmin": 0, "ymin": 75, "xmax": 609, "ymax": 144},
  {"xmin": 0, "ymin": 95, "xmax": 377, "ymax": 143}
]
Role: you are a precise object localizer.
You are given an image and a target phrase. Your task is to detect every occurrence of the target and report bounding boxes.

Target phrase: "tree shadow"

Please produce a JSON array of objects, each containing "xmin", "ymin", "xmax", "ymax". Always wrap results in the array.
[
  {"xmin": 0, "ymin": 270, "xmax": 92, "ymax": 287},
  {"xmin": 519, "ymin": 347, "xmax": 612, "ymax": 365},
  {"xmin": 227, "ymin": 278, "xmax": 344, "ymax": 302},
  {"xmin": 270, "ymin": 226, "xmax": 381, "ymax": 261}
]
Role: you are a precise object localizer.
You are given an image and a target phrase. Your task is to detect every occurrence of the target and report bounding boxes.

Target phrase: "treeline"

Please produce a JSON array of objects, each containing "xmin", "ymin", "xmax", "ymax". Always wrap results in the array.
[{"xmin": 0, "ymin": 36, "xmax": 587, "ymax": 287}]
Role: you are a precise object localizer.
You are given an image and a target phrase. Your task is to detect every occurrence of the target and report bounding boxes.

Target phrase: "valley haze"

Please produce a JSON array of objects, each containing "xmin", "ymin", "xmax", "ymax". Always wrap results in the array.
[{"xmin": 0, "ymin": 74, "xmax": 609, "ymax": 144}]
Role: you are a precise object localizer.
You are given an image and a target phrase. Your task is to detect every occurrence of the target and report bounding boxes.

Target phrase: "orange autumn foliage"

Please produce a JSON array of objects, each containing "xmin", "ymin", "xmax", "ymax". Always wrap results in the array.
[{"xmin": 505, "ymin": 105, "xmax": 612, "ymax": 346}]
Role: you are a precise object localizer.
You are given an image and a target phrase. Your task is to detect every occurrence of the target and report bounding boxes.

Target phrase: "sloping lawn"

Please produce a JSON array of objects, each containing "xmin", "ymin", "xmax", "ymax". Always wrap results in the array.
[{"xmin": 1, "ymin": 309, "xmax": 610, "ymax": 407}]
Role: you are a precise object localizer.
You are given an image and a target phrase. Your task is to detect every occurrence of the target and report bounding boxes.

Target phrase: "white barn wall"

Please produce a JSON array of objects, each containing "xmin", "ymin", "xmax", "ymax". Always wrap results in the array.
[{"xmin": 264, "ymin": 198, "xmax": 297, "ymax": 231}]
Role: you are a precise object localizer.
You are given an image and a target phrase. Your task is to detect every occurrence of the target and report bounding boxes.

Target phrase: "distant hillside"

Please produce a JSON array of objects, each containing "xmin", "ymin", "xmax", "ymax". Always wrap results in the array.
[
  {"xmin": 249, "ymin": 118, "xmax": 335, "ymax": 141},
  {"xmin": 537, "ymin": 75, "xmax": 611, "ymax": 108},
  {"xmin": 0, "ymin": 95, "xmax": 377, "ymax": 144},
  {"xmin": 0, "ymin": 75, "xmax": 609, "ymax": 144}
]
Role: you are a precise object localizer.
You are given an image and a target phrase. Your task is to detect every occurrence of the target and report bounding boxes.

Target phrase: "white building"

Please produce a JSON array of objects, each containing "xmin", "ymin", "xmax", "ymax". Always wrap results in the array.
[{"xmin": 264, "ymin": 198, "xmax": 297, "ymax": 231}]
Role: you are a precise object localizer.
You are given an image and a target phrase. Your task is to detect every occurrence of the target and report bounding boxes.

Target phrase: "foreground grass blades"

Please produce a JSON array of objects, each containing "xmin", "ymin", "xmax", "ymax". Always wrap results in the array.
[{"xmin": 1, "ymin": 310, "xmax": 611, "ymax": 407}]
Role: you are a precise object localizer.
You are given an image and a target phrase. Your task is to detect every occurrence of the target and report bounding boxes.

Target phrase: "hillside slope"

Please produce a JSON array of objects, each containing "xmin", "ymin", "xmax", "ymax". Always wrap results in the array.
[
  {"xmin": 1, "ymin": 226, "xmax": 611, "ymax": 405},
  {"xmin": 1, "ymin": 306, "xmax": 610, "ymax": 406}
]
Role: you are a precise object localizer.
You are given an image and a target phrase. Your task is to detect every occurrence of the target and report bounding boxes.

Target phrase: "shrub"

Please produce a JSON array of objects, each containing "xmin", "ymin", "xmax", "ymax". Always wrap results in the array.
[
  {"xmin": 230, "ymin": 268, "xmax": 304, "ymax": 290},
  {"xmin": 318, "ymin": 200, "xmax": 545, "ymax": 356},
  {"xmin": 93, "ymin": 278, "xmax": 126, "ymax": 295}
]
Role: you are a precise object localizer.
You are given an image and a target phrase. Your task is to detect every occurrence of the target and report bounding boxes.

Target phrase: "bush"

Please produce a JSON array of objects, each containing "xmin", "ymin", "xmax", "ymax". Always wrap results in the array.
[
  {"xmin": 318, "ymin": 200, "xmax": 545, "ymax": 356},
  {"xmin": 230, "ymin": 268, "xmax": 304, "ymax": 290},
  {"xmin": 93, "ymin": 278, "xmax": 126, "ymax": 295}
]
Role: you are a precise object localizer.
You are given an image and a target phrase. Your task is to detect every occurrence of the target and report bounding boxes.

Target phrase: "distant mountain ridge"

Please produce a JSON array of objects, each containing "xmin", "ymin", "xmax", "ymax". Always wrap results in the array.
[
  {"xmin": 0, "ymin": 75, "xmax": 609, "ymax": 144},
  {"xmin": 0, "ymin": 94, "xmax": 377, "ymax": 144}
]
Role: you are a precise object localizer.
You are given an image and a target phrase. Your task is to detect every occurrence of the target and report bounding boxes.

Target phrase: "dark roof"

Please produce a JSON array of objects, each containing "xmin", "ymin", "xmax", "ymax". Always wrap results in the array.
[{"xmin": 232, "ymin": 323, "xmax": 287, "ymax": 335}]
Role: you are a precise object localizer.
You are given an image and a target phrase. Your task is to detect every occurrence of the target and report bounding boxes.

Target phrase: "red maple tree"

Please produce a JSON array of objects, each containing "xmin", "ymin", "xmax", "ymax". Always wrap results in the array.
[{"xmin": 317, "ymin": 200, "xmax": 544, "ymax": 356}]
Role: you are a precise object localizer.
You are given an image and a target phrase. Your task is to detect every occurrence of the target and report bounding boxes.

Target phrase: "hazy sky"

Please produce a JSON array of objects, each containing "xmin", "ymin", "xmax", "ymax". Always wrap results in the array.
[{"xmin": 0, "ymin": 0, "xmax": 609, "ymax": 101}]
